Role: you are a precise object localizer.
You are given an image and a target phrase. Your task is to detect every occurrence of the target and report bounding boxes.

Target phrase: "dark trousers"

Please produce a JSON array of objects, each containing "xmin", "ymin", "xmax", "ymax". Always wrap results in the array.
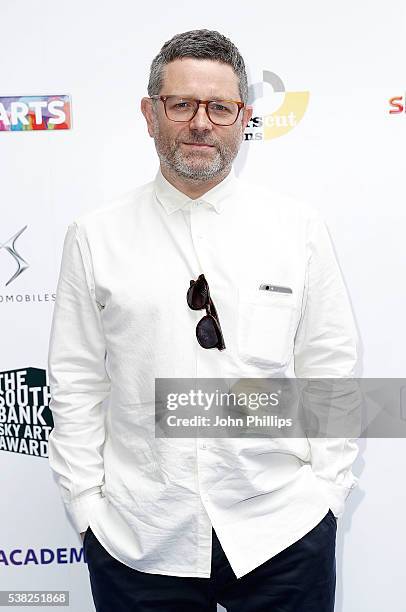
[{"xmin": 84, "ymin": 509, "xmax": 337, "ymax": 612}]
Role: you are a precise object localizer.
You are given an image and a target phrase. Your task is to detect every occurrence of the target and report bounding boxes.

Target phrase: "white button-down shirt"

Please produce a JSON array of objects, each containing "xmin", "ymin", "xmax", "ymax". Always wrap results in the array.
[{"xmin": 48, "ymin": 167, "xmax": 359, "ymax": 579}]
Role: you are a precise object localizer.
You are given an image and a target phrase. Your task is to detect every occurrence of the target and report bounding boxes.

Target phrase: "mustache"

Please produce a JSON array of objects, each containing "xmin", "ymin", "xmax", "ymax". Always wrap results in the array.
[{"xmin": 179, "ymin": 135, "xmax": 217, "ymax": 146}]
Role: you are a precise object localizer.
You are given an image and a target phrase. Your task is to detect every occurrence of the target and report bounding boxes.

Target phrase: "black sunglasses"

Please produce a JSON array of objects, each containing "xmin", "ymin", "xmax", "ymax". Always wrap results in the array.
[{"xmin": 187, "ymin": 274, "xmax": 226, "ymax": 351}]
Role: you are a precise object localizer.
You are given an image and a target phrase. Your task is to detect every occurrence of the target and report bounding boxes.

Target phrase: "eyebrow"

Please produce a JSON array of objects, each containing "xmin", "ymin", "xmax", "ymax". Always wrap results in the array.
[{"xmin": 165, "ymin": 94, "xmax": 237, "ymax": 100}]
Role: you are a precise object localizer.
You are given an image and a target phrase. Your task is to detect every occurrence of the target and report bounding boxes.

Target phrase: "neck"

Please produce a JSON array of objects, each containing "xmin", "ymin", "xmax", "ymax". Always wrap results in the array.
[{"xmin": 160, "ymin": 163, "xmax": 231, "ymax": 199}]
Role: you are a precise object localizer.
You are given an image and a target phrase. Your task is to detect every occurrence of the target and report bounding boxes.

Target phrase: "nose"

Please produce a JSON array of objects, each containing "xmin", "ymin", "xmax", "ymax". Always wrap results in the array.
[{"xmin": 188, "ymin": 103, "xmax": 213, "ymax": 131}]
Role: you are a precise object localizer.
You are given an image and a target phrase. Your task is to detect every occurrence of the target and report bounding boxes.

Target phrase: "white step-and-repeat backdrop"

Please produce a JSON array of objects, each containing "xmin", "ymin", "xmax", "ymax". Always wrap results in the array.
[{"xmin": 1, "ymin": 1, "xmax": 405, "ymax": 610}]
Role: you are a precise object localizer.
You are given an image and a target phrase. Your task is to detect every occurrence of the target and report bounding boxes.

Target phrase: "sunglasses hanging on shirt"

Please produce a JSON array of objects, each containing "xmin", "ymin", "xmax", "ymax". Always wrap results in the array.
[{"xmin": 187, "ymin": 274, "xmax": 226, "ymax": 351}]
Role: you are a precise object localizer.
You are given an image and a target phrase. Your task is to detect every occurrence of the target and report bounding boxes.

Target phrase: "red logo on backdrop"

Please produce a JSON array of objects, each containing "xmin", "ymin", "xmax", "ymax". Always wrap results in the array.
[{"xmin": 388, "ymin": 94, "xmax": 406, "ymax": 114}]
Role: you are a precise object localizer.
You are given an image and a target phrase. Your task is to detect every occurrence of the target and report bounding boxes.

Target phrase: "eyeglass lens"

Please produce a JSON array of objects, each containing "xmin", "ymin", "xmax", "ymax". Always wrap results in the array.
[{"xmin": 187, "ymin": 274, "xmax": 225, "ymax": 350}]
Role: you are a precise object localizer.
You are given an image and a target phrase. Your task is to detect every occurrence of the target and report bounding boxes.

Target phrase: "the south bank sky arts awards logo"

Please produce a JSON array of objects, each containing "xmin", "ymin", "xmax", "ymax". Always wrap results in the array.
[
  {"xmin": 0, "ymin": 367, "xmax": 53, "ymax": 458},
  {"xmin": 244, "ymin": 70, "xmax": 309, "ymax": 141},
  {"xmin": 0, "ymin": 95, "xmax": 71, "ymax": 131}
]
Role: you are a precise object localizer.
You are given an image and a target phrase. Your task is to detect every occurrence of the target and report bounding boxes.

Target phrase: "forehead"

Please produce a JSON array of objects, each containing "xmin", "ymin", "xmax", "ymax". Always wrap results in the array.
[{"xmin": 160, "ymin": 58, "xmax": 240, "ymax": 99}]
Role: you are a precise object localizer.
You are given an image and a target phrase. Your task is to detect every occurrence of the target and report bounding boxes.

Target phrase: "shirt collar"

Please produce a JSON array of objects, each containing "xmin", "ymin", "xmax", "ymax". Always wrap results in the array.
[{"xmin": 154, "ymin": 166, "xmax": 237, "ymax": 215}]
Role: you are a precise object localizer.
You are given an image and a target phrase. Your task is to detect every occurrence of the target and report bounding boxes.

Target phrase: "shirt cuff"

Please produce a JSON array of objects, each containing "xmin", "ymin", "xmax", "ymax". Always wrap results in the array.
[
  {"xmin": 316, "ymin": 476, "xmax": 358, "ymax": 518},
  {"xmin": 64, "ymin": 489, "xmax": 103, "ymax": 533}
]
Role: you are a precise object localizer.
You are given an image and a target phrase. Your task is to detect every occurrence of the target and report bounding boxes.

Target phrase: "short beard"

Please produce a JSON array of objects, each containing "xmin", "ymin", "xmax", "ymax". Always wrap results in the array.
[{"xmin": 152, "ymin": 116, "xmax": 241, "ymax": 183}]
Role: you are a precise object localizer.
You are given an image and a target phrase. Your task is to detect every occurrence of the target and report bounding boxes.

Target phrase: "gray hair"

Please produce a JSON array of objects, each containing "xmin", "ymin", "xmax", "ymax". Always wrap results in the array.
[{"xmin": 147, "ymin": 29, "xmax": 248, "ymax": 104}]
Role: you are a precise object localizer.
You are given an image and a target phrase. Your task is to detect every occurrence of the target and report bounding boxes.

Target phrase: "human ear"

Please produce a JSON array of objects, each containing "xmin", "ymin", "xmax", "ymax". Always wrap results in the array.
[
  {"xmin": 141, "ymin": 97, "xmax": 156, "ymax": 138},
  {"xmin": 241, "ymin": 105, "xmax": 253, "ymax": 132}
]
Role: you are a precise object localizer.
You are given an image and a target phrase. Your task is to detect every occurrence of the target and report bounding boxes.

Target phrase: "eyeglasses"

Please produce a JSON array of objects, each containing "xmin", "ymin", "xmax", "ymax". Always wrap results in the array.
[
  {"xmin": 187, "ymin": 274, "xmax": 226, "ymax": 350},
  {"xmin": 151, "ymin": 95, "xmax": 245, "ymax": 126}
]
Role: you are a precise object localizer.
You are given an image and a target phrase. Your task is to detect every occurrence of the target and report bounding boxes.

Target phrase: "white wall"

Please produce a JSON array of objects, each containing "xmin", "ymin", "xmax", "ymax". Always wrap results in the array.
[{"xmin": 1, "ymin": 1, "xmax": 405, "ymax": 610}]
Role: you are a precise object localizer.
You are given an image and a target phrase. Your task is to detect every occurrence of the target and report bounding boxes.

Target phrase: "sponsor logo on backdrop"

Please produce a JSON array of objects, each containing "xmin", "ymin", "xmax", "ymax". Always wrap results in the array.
[
  {"xmin": 0, "ymin": 224, "xmax": 56, "ymax": 301},
  {"xmin": 388, "ymin": 94, "xmax": 406, "ymax": 114},
  {"xmin": 0, "ymin": 546, "xmax": 85, "ymax": 566},
  {"xmin": 0, "ymin": 95, "xmax": 71, "ymax": 131},
  {"xmin": 0, "ymin": 292, "xmax": 55, "ymax": 303},
  {"xmin": 244, "ymin": 70, "xmax": 309, "ymax": 141},
  {"xmin": 0, "ymin": 367, "xmax": 53, "ymax": 457},
  {"xmin": 1, "ymin": 225, "xmax": 29, "ymax": 286}
]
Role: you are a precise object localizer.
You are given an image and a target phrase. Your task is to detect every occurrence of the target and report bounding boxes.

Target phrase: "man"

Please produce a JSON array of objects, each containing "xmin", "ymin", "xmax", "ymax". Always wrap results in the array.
[{"xmin": 48, "ymin": 29, "xmax": 359, "ymax": 611}]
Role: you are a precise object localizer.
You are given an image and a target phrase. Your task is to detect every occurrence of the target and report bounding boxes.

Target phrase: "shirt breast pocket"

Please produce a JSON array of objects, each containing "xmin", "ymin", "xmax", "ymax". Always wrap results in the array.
[{"xmin": 237, "ymin": 288, "xmax": 298, "ymax": 368}]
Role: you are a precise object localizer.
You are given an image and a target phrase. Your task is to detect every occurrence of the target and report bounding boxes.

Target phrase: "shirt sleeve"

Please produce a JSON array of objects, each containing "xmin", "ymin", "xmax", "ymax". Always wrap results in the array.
[
  {"xmin": 293, "ymin": 212, "xmax": 360, "ymax": 518},
  {"xmin": 47, "ymin": 222, "xmax": 111, "ymax": 533}
]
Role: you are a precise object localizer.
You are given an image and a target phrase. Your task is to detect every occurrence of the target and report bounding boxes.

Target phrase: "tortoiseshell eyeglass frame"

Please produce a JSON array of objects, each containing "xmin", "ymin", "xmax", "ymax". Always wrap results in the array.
[{"xmin": 150, "ymin": 95, "xmax": 245, "ymax": 126}]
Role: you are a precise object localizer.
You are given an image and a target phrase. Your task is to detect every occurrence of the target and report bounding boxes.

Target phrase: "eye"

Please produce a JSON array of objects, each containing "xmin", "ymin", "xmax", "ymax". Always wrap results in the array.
[
  {"xmin": 173, "ymin": 100, "xmax": 193, "ymax": 109},
  {"xmin": 209, "ymin": 102, "xmax": 233, "ymax": 113}
]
